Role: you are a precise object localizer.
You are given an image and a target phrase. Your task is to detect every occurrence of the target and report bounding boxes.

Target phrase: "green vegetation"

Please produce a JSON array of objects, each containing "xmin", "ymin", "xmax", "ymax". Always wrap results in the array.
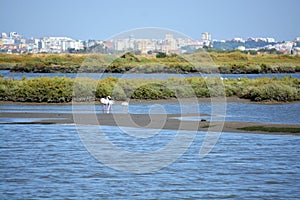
[
  {"xmin": 224, "ymin": 76, "xmax": 300, "ymax": 102},
  {"xmin": 0, "ymin": 76, "xmax": 299, "ymax": 103},
  {"xmin": 0, "ymin": 54, "xmax": 85, "ymax": 73},
  {"xmin": 0, "ymin": 52, "xmax": 299, "ymax": 74},
  {"xmin": 211, "ymin": 52, "xmax": 300, "ymax": 74},
  {"xmin": 156, "ymin": 52, "xmax": 167, "ymax": 58},
  {"xmin": 0, "ymin": 76, "xmax": 74, "ymax": 102},
  {"xmin": 238, "ymin": 126, "xmax": 300, "ymax": 133}
]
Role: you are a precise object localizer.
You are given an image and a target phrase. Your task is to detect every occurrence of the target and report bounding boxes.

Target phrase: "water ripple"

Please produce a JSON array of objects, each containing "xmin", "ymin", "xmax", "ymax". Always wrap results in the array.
[{"xmin": 1, "ymin": 123, "xmax": 299, "ymax": 199}]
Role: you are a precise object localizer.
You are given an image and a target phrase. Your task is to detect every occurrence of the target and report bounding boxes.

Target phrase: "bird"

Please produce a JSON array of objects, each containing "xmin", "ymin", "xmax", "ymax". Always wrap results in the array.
[
  {"xmin": 100, "ymin": 96, "xmax": 114, "ymax": 113},
  {"xmin": 121, "ymin": 101, "xmax": 129, "ymax": 113}
]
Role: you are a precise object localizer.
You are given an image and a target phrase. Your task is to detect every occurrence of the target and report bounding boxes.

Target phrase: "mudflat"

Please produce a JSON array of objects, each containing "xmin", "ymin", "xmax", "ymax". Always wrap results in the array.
[{"xmin": 1, "ymin": 112, "xmax": 299, "ymax": 136}]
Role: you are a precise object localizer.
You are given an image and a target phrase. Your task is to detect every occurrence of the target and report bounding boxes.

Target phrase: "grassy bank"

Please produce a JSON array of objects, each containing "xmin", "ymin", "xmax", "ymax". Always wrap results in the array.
[
  {"xmin": 0, "ymin": 52, "xmax": 299, "ymax": 74},
  {"xmin": 238, "ymin": 126, "xmax": 300, "ymax": 133},
  {"xmin": 0, "ymin": 76, "xmax": 299, "ymax": 103}
]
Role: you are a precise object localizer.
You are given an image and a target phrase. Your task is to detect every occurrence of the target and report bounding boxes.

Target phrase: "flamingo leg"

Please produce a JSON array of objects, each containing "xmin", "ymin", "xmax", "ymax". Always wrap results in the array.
[{"xmin": 107, "ymin": 104, "xmax": 111, "ymax": 113}]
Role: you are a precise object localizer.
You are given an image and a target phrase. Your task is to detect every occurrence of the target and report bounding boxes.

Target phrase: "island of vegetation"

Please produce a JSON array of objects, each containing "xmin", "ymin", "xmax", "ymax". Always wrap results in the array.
[
  {"xmin": 0, "ymin": 51, "xmax": 299, "ymax": 74},
  {"xmin": 0, "ymin": 76, "xmax": 299, "ymax": 103},
  {"xmin": 0, "ymin": 51, "xmax": 299, "ymax": 103}
]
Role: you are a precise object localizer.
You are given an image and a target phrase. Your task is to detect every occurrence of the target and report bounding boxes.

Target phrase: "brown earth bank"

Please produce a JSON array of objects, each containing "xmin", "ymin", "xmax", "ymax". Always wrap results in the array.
[
  {"xmin": 1, "ymin": 96, "xmax": 299, "ymax": 105},
  {"xmin": 1, "ymin": 112, "xmax": 299, "ymax": 136}
]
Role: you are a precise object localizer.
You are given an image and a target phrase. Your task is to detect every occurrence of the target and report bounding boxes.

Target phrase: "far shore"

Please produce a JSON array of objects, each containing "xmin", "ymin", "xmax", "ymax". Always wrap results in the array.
[
  {"xmin": 1, "ymin": 112, "xmax": 299, "ymax": 136},
  {"xmin": 1, "ymin": 96, "xmax": 300, "ymax": 105}
]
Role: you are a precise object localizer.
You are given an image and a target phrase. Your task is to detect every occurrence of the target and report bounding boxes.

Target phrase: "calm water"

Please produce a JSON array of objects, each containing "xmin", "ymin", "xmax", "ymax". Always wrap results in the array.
[
  {"xmin": 1, "ymin": 103, "xmax": 300, "ymax": 199},
  {"xmin": 1, "ymin": 70, "xmax": 300, "ymax": 80}
]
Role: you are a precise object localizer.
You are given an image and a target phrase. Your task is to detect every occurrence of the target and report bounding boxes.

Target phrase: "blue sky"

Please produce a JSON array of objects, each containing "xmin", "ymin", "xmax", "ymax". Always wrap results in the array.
[{"xmin": 1, "ymin": 0, "xmax": 299, "ymax": 41}]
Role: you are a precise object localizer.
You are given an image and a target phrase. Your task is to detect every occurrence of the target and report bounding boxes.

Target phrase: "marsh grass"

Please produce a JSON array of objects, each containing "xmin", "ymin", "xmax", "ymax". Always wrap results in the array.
[
  {"xmin": 1, "ymin": 52, "xmax": 299, "ymax": 74},
  {"xmin": 238, "ymin": 126, "xmax": 300, "ymax": 133}
]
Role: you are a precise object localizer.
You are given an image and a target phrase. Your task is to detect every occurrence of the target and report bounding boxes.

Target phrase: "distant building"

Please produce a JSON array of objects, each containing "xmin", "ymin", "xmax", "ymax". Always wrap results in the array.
[
  {"xmin": 37, "ymin": 37, "xmax": 84, "ymax": 53},
  {"xmin": 1, "ymin": 38, "xmax": 15, "ymax": 45},
  {"xmin": 9, "ymin": 32, "xmax": 21, "ymax": 39},
  {"xmin": 164, "ymin": 34, "xmax": 177, "ymax": 52},
  {"xmin": 291, "ymin": 47, "xmax": 300, "ymax": 55},
  {"xmin": 201, "ymin": 32, "xmax": 211, "ymax": 41},
  {"xmin": 232, "ymin": 38, "xmax": 245, "ymax": 42},
  {"xmin": 1, "ymin": 32, "xmax": 7, "ymax": 39},
  {"xmin": 236, "ymin": 46, "xmax": 246, "ymax": 51},
  {"xmin": 165, "ymin": 33, "xmax": 173, "ymax": 41},
  {"xmin": 266, "ymin": 38, "xmax": 275, "ymax": 43}
]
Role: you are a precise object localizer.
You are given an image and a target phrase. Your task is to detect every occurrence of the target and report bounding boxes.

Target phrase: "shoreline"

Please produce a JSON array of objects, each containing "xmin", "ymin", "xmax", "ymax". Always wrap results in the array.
[
  {"xmin": 4, "ymin": 69, "xmax": 300, "ymax": 74},
  {"xmin": 1, "ymin": 96, "xmax": 299, "ymax": 105},
  {"xmin": 1, "ymin": 112, "xmax": 299, "ymax": 136}
]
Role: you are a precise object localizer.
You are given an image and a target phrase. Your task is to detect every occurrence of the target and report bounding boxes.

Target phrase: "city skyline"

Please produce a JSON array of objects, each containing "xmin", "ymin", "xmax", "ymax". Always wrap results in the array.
[
  {"xmin": 1, "ymin": 0, "xmax": 299, "ymax": 41},
  {"xmin": 1, "ymin": 29, "xmax": 298, "ymax": 42},
  {"xmin": 1, "ymin": 29, "xmax": 299, "ymax": 55}
]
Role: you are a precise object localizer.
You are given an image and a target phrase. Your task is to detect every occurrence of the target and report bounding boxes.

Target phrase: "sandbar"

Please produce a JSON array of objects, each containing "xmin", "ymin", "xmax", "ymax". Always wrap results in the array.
[{"xmin": 1, "ymin": 112, "xmax": 299, "ymax": 136}]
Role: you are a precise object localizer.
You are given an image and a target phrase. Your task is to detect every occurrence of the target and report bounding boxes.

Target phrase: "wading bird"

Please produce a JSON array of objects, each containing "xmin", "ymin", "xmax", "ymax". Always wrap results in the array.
[{"xmin": 100, "ymin": 96, "xmax": 114, "ymax": 113}]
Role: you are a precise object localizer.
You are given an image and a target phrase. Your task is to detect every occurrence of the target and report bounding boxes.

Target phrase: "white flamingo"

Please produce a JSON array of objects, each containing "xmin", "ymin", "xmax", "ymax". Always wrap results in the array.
[{"xmin": 100, "ymin": 96, "xmax": 114, "ymax": 113}]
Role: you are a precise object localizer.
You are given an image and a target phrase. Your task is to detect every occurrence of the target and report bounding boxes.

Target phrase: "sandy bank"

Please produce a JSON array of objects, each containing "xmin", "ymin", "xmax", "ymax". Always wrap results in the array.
[{"xmin": 1, "ymin": 112, "xmax": 299, "ymax": 136}]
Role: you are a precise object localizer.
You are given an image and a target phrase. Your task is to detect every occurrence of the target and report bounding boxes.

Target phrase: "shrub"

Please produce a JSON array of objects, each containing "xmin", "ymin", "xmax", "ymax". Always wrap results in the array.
[
  {"xmin": 0, "ymin": 77, "xmax": 75, "ymax": 102},
  {"xmin": 156, "ymin": 52, "xmax": 167, "ymax": 58},
  {"xmin": 0, "ymin": 76, "xmax": 298, "ymax": 103},
  {"xmin": 131, "ymin": 83, "xmax": 175, "ymax": 99},
  {"xmin": 240, "ymin": 83, "xmax": 299, "ymax": 102}
]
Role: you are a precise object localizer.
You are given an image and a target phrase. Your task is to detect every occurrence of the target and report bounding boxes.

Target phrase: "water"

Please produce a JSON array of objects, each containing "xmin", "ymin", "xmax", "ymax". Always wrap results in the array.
[
  {"xmin": 1, "ymin": 102, "xmax": 300, "ymax": 199},
  {"xmin": 176, "ymin": 103, "xmax": 300, "ymax": 124},
  {"xmin": 1, "ymin": 70, "xmax": 300, "ymax": 80},
  {"xmin": 1, "ymin": 124, "xmax": 299, "ymax": 199}
]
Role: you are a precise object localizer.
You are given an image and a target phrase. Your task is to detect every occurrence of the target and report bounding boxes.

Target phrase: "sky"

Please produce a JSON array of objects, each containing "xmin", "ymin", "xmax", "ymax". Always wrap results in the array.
[{"xmin": 1, "ymin": 0, "xmax": 299, "ymax": 41}]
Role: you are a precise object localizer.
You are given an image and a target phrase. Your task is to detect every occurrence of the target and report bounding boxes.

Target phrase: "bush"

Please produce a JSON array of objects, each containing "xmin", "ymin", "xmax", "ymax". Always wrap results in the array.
[
  {"xmin": 0, "ymin": 77, "xmax": 75, "ymax": 102},
  {"xmin": 95, "ymin": 77, "xmax": 119, "ymax": 97},
  {"xmin": 131, "ymin": 83, "xmax": 175, "ymax": 99},
  {"xmin": 0, "ymin": 76, "xmax": 298, "ymax": 103},
  {"xmin": 156, "ymin": 52, "xmax": 167, "ymax": 58},
  {"xmin": 240, "ymin": 83, "xmax": 299, "ymax": 102}
]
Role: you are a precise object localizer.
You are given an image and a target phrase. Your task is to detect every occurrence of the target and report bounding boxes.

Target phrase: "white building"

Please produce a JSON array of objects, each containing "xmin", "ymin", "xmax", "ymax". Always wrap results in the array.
[
  {"xmin": 266, "ymin": 38, "xmax": 275, "ymax": 43},
  {"xmin": 201, "ymin": 32, "xmax": 211, "ymax": 41},
  {"xmin": 38, "ymin": 37, "xmax": 83, "ymax": 53},
  {"xmin": 114, "ymin": 38, "xmax": 135, "ymax": 51},
  {"xmin": 9, "ymin": 32, "xmax": 21, "ymax": 39},
  {"xmin": 134, "ymin": 39, "xmax": 157, "ymax": 54},
  {"xmin": 232, "ymin": 38, "xmax": 245, "ymax": 43},
  {"xmin": 1, "ymin": 32, "xmax": 8, "ymax": 39},
  {"xmin": 236, "ymin": 46, "xmax": 246, "ymax": 51},
  {"xmin": 1, "ymin": 38, "xmax": 15, "ymax": 45},
  {"xmin": 165, "ymin": 33, "xmax": 173, "ymax": 41}
]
